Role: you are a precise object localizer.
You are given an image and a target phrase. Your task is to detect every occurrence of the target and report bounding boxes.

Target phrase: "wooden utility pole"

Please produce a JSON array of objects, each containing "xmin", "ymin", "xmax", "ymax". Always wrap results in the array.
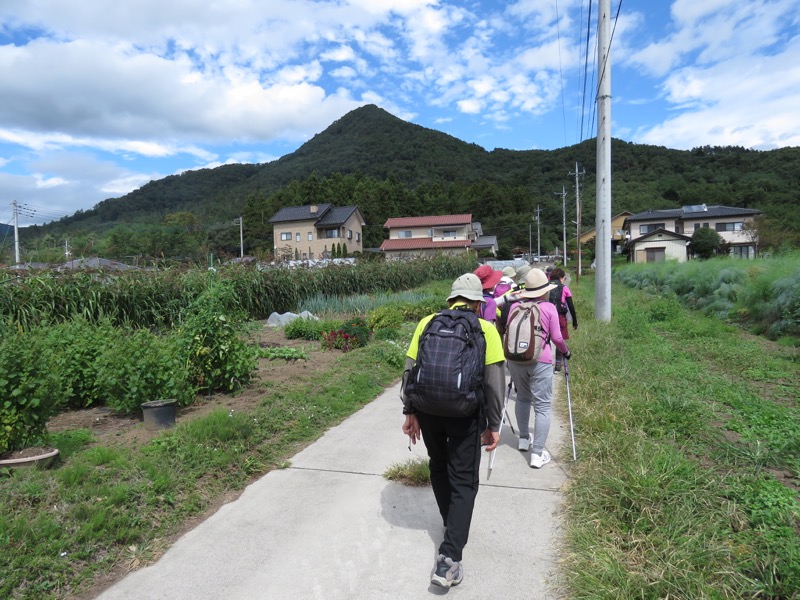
[{"xmin": 595, "ymin": 0, "xmax": 612, "ymax": 321}]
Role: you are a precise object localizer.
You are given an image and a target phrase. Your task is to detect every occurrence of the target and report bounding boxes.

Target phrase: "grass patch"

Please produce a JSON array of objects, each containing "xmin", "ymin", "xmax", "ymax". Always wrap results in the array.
[
  {"xmin": 562, "ymin": 280, "xmax": 800, "ymax": 599},
  {"xmin": 384, "ymin": 457, "xmax": 431, "ymax": 486}
]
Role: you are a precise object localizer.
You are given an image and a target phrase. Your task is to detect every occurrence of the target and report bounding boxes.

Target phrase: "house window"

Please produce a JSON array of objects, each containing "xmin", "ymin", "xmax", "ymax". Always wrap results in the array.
[
  {"xmin": 296, "ymin": 233, "xmax": 300, "ymax": 242},
  {"xmin": 399, "ymin": 230, "xmax": 412, "ymax": 238},
  {"xmin": 308, "ymin": 232, "xmax": 313, "ymax": 241},
  {"xmin": 694, "ymin": 223, "xmax": 700, "ymax": 231},
  {"xmin": 442, "ymin": 230, "xmax": 457, "ymax": 238},
  {"xmin": 703, "ymin": 223, "xmax": 709, "ymax": 228},
  {"xmin": 639, "ymin": 223, "xmax": 665, "ymax": 235},
  {"xmin": 356, "ymin": 232, "xmax": 361, "ymax": 242},
  {"xmin": 715, "ymin": 222, "xmax": 743, "ymax": 232},
  {"xmin": 732, "ymin": 245, "xmax": 754, "ymax": 258},
  {"xmin": 347, "ymin": 229, "xmax": 352, "ymax": 239},
  {"xmin": 280, "ymin": 232, "xmax": 291, "ymax": 241},
  {"xmin": 646, "ymin": 247, "xmax": 666, "ymax": 262},
  {"xmin": 325, "ymin": 229, "xmax": 339, "ymax": 238}
]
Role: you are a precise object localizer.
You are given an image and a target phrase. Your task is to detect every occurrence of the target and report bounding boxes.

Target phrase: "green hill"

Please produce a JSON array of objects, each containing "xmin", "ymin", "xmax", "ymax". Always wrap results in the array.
[{"xmin": 24, "ymin": 105, "xmax": 800, "ymax": 260}]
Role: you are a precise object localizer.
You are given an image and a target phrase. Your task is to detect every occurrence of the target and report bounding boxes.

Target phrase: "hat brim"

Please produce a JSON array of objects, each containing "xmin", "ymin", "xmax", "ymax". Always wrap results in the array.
[
  {"xmin": 518, "ymin": 281, "xmax": 557, "ymax": 299},
  {"xmin": 480, "ymin": 270, "xmax": 503, "ymax": 290},
  {"xmin": 447, "ymin": 290, "xmax": 485, "ymax": 303}
]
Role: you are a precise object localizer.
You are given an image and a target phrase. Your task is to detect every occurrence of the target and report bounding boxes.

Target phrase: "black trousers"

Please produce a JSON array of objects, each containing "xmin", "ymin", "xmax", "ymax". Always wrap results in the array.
[{"xmin": 416, "ymin": 411, "xmax": 482, "ymax": 562}]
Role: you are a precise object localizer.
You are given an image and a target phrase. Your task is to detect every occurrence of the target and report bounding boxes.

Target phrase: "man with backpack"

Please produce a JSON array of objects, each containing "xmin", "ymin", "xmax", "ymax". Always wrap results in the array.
[
  {"xmin": 401, "ymin": 273, "xmax": 505, "ymax": 589},
  {"xmin": 497, "ymin": 268, "xmax": 571, "ymax": 468}
]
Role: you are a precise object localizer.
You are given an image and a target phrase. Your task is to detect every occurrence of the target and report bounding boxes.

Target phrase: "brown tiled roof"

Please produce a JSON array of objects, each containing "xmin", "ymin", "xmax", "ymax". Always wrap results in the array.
[
  {"xmin": 380, "ymin": 238, "xmax": 472, "ymax": 251},
  {"xmin": 383, "ymin": 214, "xmax": 472, "ymax": 228}
]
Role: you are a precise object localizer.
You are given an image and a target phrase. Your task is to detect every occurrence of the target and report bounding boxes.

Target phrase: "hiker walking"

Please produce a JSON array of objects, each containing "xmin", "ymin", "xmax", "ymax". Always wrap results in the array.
[
  {"xmin": 473, "ymin": 264, "xmax": 503, "ymax": 323},
  {"xmin": 401, "ymin": 273, "xmax": 505, "ymax": 589},
  {"xmin": 498, "ymin": 268, "xmax": 571, "ymax": 468},
  {"xmin": 548, "ymin": 267, "xmax": 578, "ymax": 372}
]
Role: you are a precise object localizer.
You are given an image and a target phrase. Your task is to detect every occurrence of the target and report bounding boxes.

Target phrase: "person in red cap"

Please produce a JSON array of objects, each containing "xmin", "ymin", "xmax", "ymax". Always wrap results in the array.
[{"xmin": 472, "ymin": 265, "xmax": 503, "ymax": 323}]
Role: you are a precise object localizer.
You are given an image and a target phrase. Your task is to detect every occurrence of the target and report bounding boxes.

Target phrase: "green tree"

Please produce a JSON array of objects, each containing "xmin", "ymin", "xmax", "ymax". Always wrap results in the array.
[{"xmin": 690, "ymin": 227, "xmax": 723, "ymax": 259}]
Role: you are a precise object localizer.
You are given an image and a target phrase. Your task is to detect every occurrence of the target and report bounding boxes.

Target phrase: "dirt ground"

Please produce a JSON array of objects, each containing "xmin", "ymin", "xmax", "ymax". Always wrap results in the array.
[{"xmin": 46, "ymin": 322, "xmax": 340, "ymax": 448}]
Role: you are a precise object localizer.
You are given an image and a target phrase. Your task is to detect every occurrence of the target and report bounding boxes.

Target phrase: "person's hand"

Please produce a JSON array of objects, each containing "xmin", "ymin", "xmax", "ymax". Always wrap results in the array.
[
  {"xmin": 572, "ymin": 323, "xmax": 578, "ymax": 330},
  {"xmin": 402, "ymin": 414, "xmax": 421, "ymax": 445},
  {"xmin": 563, "ymin": 350, "xmax": 572, "ymax": 361},
  {"xmin": 481, "ymin": 429, "xmax": 500, "ymax": 452}
]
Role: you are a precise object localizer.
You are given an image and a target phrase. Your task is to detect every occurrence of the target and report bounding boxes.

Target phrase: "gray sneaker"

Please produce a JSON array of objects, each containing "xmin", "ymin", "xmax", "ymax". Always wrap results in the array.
[
  {"xmin": 518, "ymin": 433, "xmax": 533, "ymax": 451},
  {"xmin": 431, "ymin": 554, "xmax": 464, "ymax": 588}
]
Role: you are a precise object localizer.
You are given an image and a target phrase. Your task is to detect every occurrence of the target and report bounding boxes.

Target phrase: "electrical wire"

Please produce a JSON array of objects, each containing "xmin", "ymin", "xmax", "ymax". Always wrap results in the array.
[{"xmin": 554, "ymin": 0, "xmax": 569, "ymax": 148}]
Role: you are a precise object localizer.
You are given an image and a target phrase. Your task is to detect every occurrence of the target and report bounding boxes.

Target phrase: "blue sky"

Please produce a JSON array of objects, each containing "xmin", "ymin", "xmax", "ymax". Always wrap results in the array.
[{"xmin": 1, "ymin": 0, "xmax": 798, "ymax": 226}]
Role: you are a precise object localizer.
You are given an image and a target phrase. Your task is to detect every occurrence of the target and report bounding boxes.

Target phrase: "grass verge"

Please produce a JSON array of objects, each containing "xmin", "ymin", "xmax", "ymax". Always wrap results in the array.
[{"xmin": 562, "ymin": 279, "xmax": 800, "ymax": 599}]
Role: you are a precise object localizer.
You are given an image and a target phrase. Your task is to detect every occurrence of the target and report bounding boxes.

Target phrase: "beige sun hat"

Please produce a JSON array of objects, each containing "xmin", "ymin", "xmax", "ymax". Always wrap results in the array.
[
  {"xmin": 515, "ymin": 264, "xmax": 532, "ymax": 284},
  {"xmin": 518, "ymin": 268, "xmax": 557, "ymax": 299},
  {"xmin": 446, "ymin": 273, "xmax": 486, "ymax": 303},
  {"xmin": 502, "ymin": 266, "xmax": 516, "ymax": 278}
]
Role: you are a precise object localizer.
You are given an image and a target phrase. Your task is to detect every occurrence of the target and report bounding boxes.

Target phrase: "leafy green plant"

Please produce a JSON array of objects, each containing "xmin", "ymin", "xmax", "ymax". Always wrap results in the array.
[
  {"xmin": 283, "ymin": 316, "xmax": 338, "ymax": 341},
  {"xmin": 257, "ymin": 346, "xmax": 309, "ymax": 361},
  {"xmin": 0, "ymin": 331, "xmax": 60, "ymax": 454},
  {"xmin": 177, "ymin": 284, "xmax": 258, "ymax": 394},
  {"xmin": 95, "ymin": 329, "xmax": 195, "ymax": 414},
  {"xmin": 41, "ymin": 317, "xmax": 115, "ymax": 409},
  {"xmin": 321, "ymin": 316, "xmax": 371, "ymax": 352}
]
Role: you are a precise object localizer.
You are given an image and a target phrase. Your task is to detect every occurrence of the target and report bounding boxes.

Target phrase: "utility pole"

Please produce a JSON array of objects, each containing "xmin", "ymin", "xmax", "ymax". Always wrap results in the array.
[
  {"xmin": 536, "ymin": 205, "xmax": 541, "ymax": 262},
  {"xmin": 555, "ymin": 187, "xmax": 568, "ymax": 266},
  {"xmin": 570, "ymin": 162, "xmax": 586, "ymax": 282},
  {"xmin": 596, "ymin": 0, "xmax": 613, "ymax": 321},
  {"xmin": 233, "ymin": 217, "xmax": 244, "ymax": 258},
  {"xmin": 12, "ymin": 200, "xmax": 20, "ymax": 265}
]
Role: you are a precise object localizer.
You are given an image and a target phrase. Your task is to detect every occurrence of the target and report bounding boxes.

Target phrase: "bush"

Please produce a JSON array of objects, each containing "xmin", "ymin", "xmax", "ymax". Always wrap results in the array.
[
  {"xmin": 367, "ymin": 304, "xmax": 406, "ymax": 331},
  {"xmin": 284, "ymin": 316, "xmax": 335, "ymax": 341},
  {"xmin": 95, "ymin": 330, "xmax": 194, "ymax": 414},
  {"xmin": 0, "ymin": 331, "xmax": 60, "ymax": 454},
  {"xmin": 321, "ymin": 316, "xmax": 372, "ymax": 352},
  {"xmin": 177, "ymin": 283, "xmax": 258, "ymax": 393},
  {"xmin": 41, "ymin": 317, "xmax": 115, "ymax": 409}
]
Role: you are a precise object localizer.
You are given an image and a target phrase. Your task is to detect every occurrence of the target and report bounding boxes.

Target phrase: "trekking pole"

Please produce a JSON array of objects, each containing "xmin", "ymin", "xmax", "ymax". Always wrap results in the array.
[
  {"xmin": 488, "ymin": 381, "xmax": 513, "ymax": 478},
  {"xmin": 563, "ymin": 358, "xmax": 577, "ymax": 461},
  {"xmin": 503, "ymin": 380, "xmax": 515, "ymax": 435}
]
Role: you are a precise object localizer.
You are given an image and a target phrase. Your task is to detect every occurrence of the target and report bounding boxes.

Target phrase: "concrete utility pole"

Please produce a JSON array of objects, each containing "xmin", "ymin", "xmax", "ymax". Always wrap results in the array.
[
  {"xmin": 234, "ymin": 217, "xmax": 244, "ymax": 258},
  {"xmin": 570, "ymin": 162, "xmax": 586, "ymax": 282},
  {"xmin": 536, "ymin": 205, "xmax": 541, "ymax": 261},
  {"xmin": 555, "ymin": 187, "xmax": 568, "ymax": 265},
  {"xmin": 595, "ymin": 0, "xmax": 613, "ymax": 321},
  {"xmin": 12, "ymin": 200, "xmax": 20, "ymax": 265}
]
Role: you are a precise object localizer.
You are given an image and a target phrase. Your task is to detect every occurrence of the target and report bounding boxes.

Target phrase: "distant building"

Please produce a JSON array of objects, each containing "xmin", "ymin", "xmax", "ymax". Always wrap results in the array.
[
  {"xmin": 268, "ymin": 204, "xmax": 365, "ymax": 261},
  {"xmin": 380, "ymin": 214, "xmax": 496, "ymax": 259},
  {"xmin": 623, "ymin": 204, "xmax": 761, "ymax": 262},
  {"xmin": 579, "ymin": 210, "xmax": 633, "ymax": 254}
]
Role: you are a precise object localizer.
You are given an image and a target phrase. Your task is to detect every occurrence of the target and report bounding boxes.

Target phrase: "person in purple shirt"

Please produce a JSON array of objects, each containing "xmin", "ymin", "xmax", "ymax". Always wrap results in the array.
[
  {"xmin": 497, "ymin": 268, "xmax": 571, "ymax": 468},
  {"xmin": 473, "ymin": 265, "xmax": 502, "ymax": 323}
]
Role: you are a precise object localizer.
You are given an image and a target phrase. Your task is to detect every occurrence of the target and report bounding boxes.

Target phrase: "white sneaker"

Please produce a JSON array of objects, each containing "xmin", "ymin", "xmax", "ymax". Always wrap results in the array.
[
  {"xmin": 518, "ymin": 434, "xmax": 533, "ymax": 451},
  {"xmin": 529, "ymin": 450, "xmax": 551, "ymax": 469}
]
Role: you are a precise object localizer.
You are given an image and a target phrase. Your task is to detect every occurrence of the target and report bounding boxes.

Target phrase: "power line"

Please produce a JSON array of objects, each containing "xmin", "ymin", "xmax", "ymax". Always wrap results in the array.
[{"xmin": 554, "ymin": 0, "xmax": 569, "ymax": 148}]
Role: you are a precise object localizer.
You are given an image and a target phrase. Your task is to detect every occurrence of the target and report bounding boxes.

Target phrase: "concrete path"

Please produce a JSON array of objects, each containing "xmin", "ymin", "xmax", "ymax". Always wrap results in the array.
[{"xmin": 96, "ymin": 375, "xmax": 572, "ymax": 599}]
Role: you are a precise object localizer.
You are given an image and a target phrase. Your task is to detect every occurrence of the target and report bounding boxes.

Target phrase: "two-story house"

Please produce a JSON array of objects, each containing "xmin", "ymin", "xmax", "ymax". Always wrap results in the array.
[
  {"xmin": 379, "ymin": 214, "xmax": 497, "ymax": 259},
  {"xmin": 623, "ymin": 204, "xmax": 761, "ymax": 263},
  {"xmin": 268, "ymin": 204, "xmax": 365, "ymax": 261}
]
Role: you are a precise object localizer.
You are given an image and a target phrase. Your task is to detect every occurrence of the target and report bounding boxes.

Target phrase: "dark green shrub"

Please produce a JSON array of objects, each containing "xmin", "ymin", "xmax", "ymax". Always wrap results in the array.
[
  {"xmin": 321, "ymin": 316, "xmax": 372, "ymax": 351},
  {"xmin": 0, "ymin": 331, "xmax": 60, "ymax": 454},
  {"xmin": 177, "ymin": 283, "xmax": 258, "ymax": 393},
  {"xmin": 41, "ymin": 317, "xmax": 115, "ymax": 408},
  {"xmin": 367, "ymin": 304, "xmax": 405, "ymax": 331},
  {"xmin": 95, "ymin": 329, "xmax": 194, "ymax": 414},
  {"xmin": 285, "ymin": 316, "xmax": 323, "ymax": 340}
]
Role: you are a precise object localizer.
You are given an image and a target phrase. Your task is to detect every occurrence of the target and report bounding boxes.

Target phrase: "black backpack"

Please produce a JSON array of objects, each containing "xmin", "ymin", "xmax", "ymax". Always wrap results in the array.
[
  {"xmin": 403, "ymin": 308, "xmax": 486, "ymax": 418},
  {"xmin": 548, "ymin": 282, "xmax": 569, "ymax": 315}
]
